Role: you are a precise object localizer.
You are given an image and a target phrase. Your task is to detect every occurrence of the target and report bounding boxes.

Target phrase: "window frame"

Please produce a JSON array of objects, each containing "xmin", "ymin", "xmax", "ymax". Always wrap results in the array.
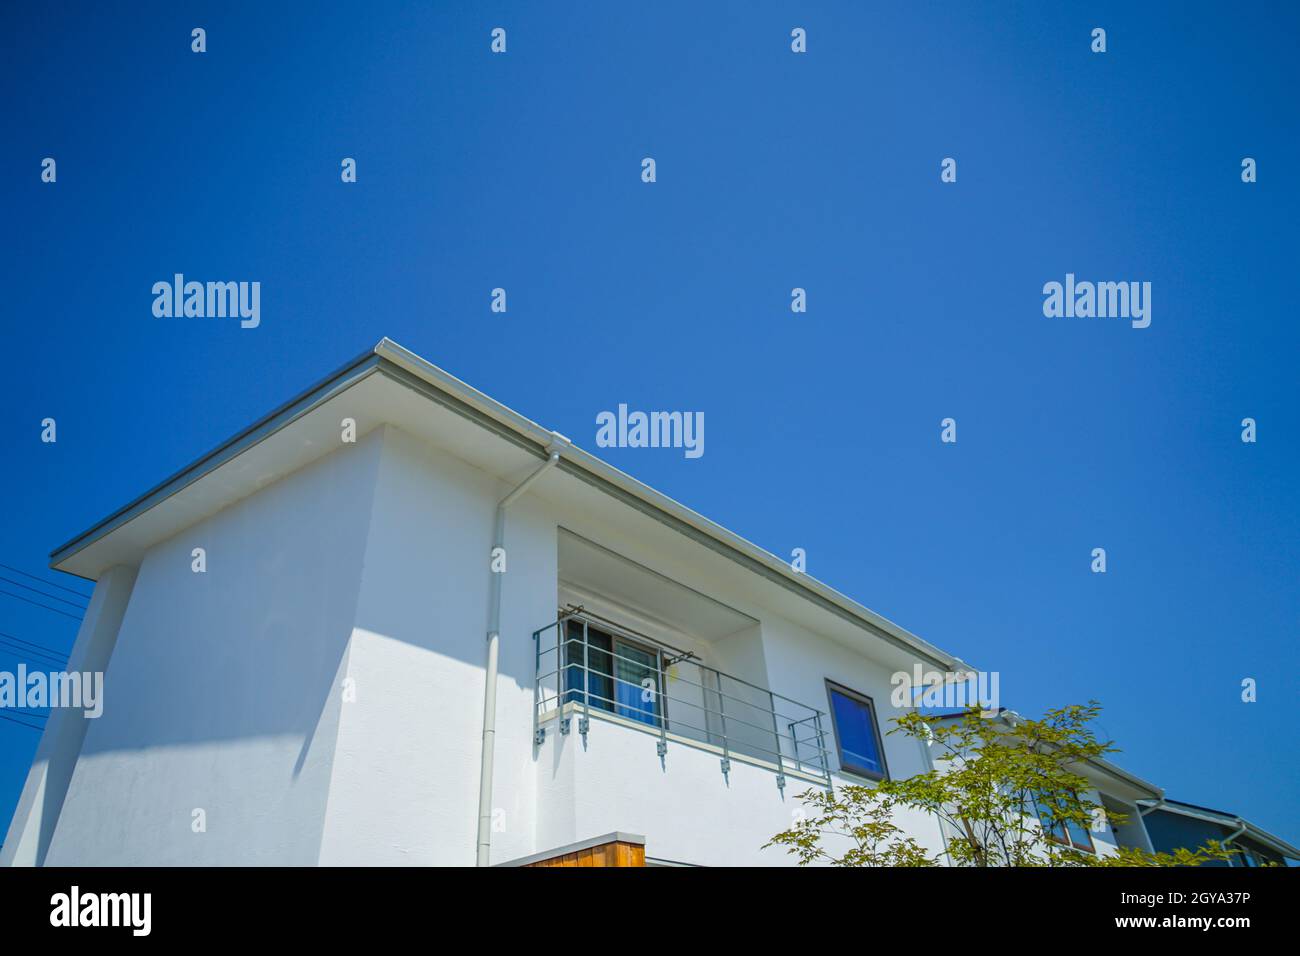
[
  {"xmin": 563, "ymin": 618, "xmax": 666, "ymax": 727},
  {"xmin": 823, "ymin": 680, "xmax": 890, "ymax": 782},
  {"xmin": 1034, "ymin": 794, "xmax": 1096, "ymax": 853}
]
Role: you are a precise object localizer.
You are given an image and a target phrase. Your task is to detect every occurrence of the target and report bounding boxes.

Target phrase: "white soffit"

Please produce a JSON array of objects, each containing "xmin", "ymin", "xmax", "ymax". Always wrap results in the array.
[
  {"xmin": 52, "ymin": 338, "xmax": 972, "ymax": 673},
  {"xmin": 51, "ymin": 370, "xmax": 539, "ymax": 579},
  {"xmin": 558, "ymin": 529, "xmax": 757, "ymax": 642}
]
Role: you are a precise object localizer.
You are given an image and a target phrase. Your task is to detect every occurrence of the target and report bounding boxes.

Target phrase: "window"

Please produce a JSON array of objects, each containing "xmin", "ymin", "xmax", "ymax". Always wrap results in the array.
[
  {"xmin": 825, "ymin": 682, "xmax": 888, "ymax": 781},
  {"xmin": 563, "ymin": 619, "xmax": 661, "ymax": 727},
  {"xmin": 1034, "ymin": 795, "xmax": 1096, "ymax": 852}
]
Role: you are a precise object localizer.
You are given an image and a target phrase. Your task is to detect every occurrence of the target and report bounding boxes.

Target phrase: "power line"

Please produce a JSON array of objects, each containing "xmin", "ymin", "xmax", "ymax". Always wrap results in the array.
[
  {"xmin": 0, "ymin": 629, "xmax": 68, "ymax": 659},
  {"xmin": 0, "ymin": 563, "xmax": 91, "ymax": 599},
  {"xmin": 0, "ymin": 574, "xmax": 88, "ymax": 610},
  {"xmin": 7, "ymin": 707, "xmax": 48, "ymax": 721},
  {"xmin": 0, "ymin": 711, "xmax": 44, "ymax": 732},
  {"xmin": 0, "ymin": 641, "xmax": 67, "ymax": 669},
  {"xmin": 0, "ymin": 589, "xmax": 83, "ymax": 621}
]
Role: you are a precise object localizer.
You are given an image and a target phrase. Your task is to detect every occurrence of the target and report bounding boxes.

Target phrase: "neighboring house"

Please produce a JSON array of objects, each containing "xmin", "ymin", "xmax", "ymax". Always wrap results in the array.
[
  {"xmin": 931, "ymin": 708, "xmax": 1163, "ymax": 862},
  {"xmin": 1139, "ymin": 799, "xmax": 1299, "ymax": 867},
  {"xmin": 1, "ymin": 339, "xmax": 981, "ymax": 867}
]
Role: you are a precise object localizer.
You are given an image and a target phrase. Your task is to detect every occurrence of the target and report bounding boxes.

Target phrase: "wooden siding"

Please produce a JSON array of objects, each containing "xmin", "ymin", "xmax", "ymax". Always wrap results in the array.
[{"xmin": 524, "ymin": 840, "xmax": 646, "ymax": 867}]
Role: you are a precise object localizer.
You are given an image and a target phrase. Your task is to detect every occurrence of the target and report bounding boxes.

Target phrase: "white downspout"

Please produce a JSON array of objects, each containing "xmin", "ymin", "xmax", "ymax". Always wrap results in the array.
[
  {"xmin": 1222, "ymin": 820, "xmax": 1248, "ymax": 866},
  {"xmin": 1139, "ymin": 797, "xmax": 1165, "ymax": 816},
  {"xmin": 475, "ymin": 436, "xmax": 567, "ymax": 867}
]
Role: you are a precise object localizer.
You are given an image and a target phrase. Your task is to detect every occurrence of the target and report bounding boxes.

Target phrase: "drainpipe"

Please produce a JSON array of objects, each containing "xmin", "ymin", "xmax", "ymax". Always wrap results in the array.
[
  {"xmin": 475, "ymin": 435, "xmax": 567, "ymax": 867},
  {"xmin": 1221, "ymin": 820, "xmax": 1248, "ymax": 866}
]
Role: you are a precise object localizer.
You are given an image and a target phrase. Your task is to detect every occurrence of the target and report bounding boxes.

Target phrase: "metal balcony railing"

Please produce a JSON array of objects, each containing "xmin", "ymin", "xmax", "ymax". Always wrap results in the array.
[{"xmin": 533, "ymin": 610, "xmax": 833, "ymax": 791}]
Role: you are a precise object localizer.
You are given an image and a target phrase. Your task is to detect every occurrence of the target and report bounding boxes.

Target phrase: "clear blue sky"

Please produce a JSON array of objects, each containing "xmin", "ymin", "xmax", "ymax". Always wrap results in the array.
[{"xmin": 2, "ymin": 2, "xmax": 1296, "ymax": 849}]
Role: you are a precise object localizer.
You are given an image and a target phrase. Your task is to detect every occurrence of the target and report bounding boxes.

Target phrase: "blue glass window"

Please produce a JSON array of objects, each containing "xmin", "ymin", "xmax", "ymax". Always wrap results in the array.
[
  {"xmin": 826, "ymin": 683, "xmax": 887, "ymax": 780},
  {"xmin": 1033, "ymin": 795, "xmax": 1096, "ymax": 852},
  {"xmin": 563, "ymin": 620, "xmax": 660, "ymax": 727}
]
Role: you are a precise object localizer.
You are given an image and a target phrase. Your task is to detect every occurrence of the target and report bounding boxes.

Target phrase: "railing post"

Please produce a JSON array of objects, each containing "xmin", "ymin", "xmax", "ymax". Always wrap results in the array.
[
  {"xmin": 769, "ymin": 690, "xmax": 785, "ymax": 794},
  {"xmin": 815, "ymin": 712, "xmax": 832, "ymax": 791},
  {"xmin": 716, "ymin": 671, "xmax": 730, "ymax": 782},
  {"xmin": 655, "ymin": 647, "xmax": 668, "ymax": 764},
  {"xmin": 556, "ymin": 618, "xmax": 567, "ymax": 736},
  {"xmin": 579, "ymin": 619, "xmax": 590, "ymax": 745},
  {"xmin": 532, "ymin": 628, "xmax": 544, "ymax": 746}
]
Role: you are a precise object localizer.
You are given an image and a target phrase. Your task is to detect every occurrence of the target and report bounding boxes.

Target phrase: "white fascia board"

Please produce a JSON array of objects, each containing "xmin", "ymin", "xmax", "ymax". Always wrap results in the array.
[
  {"xmin": 937, "ymin": 710, "xmax": 1164, "ymax": 801},
  {"xmin": 48, "ymin": 348, "xmax": 384, "ymax": 576},
  {"xmin": 51, "ymin": 337, "xmax": 973, "ymax": 674},
  {"xmin": 1139, "ymin": 801, "xmax": 1300, "ymax": 859},
  {"xmin": 373, "ymin": 338, "xmax": 974, "ymax": 674}
]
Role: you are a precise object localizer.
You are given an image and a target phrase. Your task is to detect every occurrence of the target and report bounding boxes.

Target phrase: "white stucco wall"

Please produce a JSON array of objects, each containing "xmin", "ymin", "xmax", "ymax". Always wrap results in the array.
[
  {"xmin": 41, "ymin": 430, "xmax": 385, "ymax": 864},
  {"xmin": 535, "ymin": 712, "xmax": 799, "ymax": 866},
  {"xmin": 758, "ymin": 613, "xmax": 951, "ymax": 860},
  {"xmin": 315, "ymin": 425, "xmax": 556, "ymax": 865},
  {"xmin": 0, "ymin": 564, "xmax": 138, "ymax": 866},
  {"xmin": 27, "ymin": 419, "xmax": 968, "ymax": 866}
]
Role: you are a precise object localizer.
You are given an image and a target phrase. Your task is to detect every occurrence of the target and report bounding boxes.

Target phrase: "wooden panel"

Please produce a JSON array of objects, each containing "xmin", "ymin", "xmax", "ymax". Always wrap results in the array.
[{"xmin": 525, "ymin": 840, "xmax": 646, "ymax": 867}]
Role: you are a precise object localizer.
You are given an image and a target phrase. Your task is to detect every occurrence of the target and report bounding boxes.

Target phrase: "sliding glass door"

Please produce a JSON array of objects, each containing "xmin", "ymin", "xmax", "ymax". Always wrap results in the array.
[{"xmin": 563, "ymin": 619, "xmax": 661, "ymax": 727}]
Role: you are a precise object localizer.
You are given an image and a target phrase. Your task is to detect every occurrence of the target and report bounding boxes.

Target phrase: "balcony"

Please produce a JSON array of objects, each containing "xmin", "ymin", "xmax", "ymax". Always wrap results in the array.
[{"xmin": 533, "ymin": 610, "xmax": 832, "ymax": 792}]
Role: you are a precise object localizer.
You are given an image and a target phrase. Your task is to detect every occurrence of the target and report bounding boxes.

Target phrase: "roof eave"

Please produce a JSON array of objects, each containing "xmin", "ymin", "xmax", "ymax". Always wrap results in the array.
[{"xmin": 51, "ymin": 337, "xmax": 972, "ymax": 673}]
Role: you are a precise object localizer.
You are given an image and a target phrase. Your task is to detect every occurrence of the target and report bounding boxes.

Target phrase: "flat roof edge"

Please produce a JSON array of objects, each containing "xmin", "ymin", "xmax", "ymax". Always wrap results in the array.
[
  {"xmin": 1141, "ymin": 800, "xmax": 1300, "ymax": 859},
  {"xmin": 51, "ymin": 337, "xmax": 972, "ymax": 674},
  {"xmin": 371, "ymin": 340, "xmax": 972, "ymax": 672},
  {"xmin": 49, "ymin": 347, "xmax": 384, "ymax": 574}
]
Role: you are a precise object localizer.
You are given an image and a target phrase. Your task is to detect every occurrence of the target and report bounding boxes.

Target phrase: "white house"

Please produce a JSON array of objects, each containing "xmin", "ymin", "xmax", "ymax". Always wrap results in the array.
[
  {"xmin": 930, "ymin": 709, "xmax": 1163, "ymax": 862},
  {"xmin": 2, "ymin": 339, "xmax": 1159, "ymax": 867}
]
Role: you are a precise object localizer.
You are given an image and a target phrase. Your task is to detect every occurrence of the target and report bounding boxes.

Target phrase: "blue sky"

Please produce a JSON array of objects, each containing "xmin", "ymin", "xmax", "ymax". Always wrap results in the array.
[{"xmin": 2, "ymin": 2, "xmax": 1296, "ymax": 850}]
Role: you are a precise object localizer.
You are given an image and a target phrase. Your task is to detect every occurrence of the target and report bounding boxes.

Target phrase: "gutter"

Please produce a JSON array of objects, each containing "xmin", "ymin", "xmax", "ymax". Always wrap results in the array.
[
  {"xmin": 373, "ymin": 339, "xmax": 973, "ymax": 674},
  {"xmin": 1139, "ymin": 797, "xmax": 1165, "ymax": 817},
  {"xmin": 1221, "ymin": 820, "xmax": 1249, "ymax": 860},
  {"xmin": 49, "ymin": 338, "xmax": 973, "ymax": 674},
  {"xmin": 980, "ymin": 710, "xmax": 1164, "ymax": 800},
  {"xmin": 49, "ymin": 347, "xmax": 384, "ymax": 573},
  {"xmin": 1139, "ymin": 800, "xmax": 1300, "ymax": 861}
]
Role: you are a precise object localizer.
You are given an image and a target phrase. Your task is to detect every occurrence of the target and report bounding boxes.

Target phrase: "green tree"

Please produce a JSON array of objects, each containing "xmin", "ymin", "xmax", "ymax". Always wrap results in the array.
[{"xmin": 766, "ymin": 702, "xmax": 1236, "ymax": 868}]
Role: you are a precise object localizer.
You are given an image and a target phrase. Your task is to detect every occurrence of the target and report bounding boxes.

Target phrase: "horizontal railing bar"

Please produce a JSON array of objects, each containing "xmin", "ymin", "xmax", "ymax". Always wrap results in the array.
[
  {"xmin": 564, "ymin": 669, "xmax": 826, "ymax": 743},
  {"xmin": 537, "ymin": 700, "xmax": 832, "ymax": 776},
  {"xmin": 535, "ymin": 694, "xmax": 831, "ymax": 758},
  {"xmin": 555, "ymin": 639, "xmax": 818, "ymax": 717},
  {"xmin": 536, "ymin": 611, "xmax": 837, "ymax": 786},
  {"xmin": 549, "ymin": 615, "xmax": 827, "ymax": 716},
  {"xmin": 542, "ymin": 683, "xmax": 829, "ymax": 752},
  {"xmin": 546, "ymin": 703, "xmax": 831, "ymax": 783},
  {"xmin": 559, "ymin": 607, "xmax": 698, "ymax": 660},
  {"xmin": 540, "ymin": 692, "xmax": 833, "ymax": 761},
  {"xmin": 563, "ymin": 662, "xmax": 775, "ymax": 717}
]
